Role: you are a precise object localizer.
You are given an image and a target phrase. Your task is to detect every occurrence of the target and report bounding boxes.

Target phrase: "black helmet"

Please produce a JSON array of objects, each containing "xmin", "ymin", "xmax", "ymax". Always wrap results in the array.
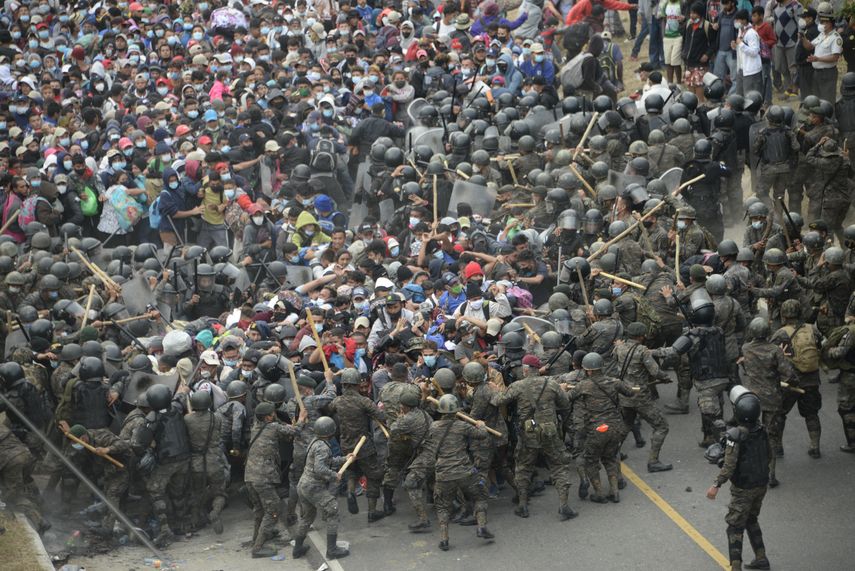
[
  {"xmin": 744, "ymin": 91, "xmax": 763, "ymax": 114},
  {"xmin": 111, "ymin": 245, "xmax": 132, "ymax": 263},
  {"xmin": 59, "ymin": 343, "xmax": 83, "ymax": 362},
  {"xmin": 190, "ymin": 390, "xmax": 213, "ymax": 411},
  {"xmin": 264, "ymin": 383, "xmax": 287, "ymax": 404},
  {"xmin": 645, "ymin": 93, "xmax": 665, "ymax": 113},
  {"xmin": 507, "ymin": 120, "xmax": 530, "ymax": 141},
  {"xmin": 134, "ymin": 243, "xmax": 159, "ymax": 263},
  {"xmin": 82, "ymin": 340, "xmax": 103, "ymax": 358},
  {"xmin": 30, "ymin": 318, "xmax": 54, "ymax": 341},
  {"xmin": 629, "ymin": 156, "xmax": 650, "ymax": 176},
  {"xmin": 257, "ymin": 354, "xmax": 284, "ymax": 381},
  {"xmin": 31, "ymin": 231, "xmax": 52, "ymax": 250},
  {"xmin": 0, "ymin": 255, "xmax": 12, "ymax": 275},
  {"xmin": 497, "ymin": 92, "xmax": 515, "ymax": 108},
  {"xmin": 802, "ymin": 231, "xmax": 823, "ymax": 250},
  {"xmin": 766, "ymin": 105, "xmax": 784, "ymax": 124},
  {"xmin": 668, "ymin": 102, "xmax": 689, "ymax": 123},
  {"xmin": 762, "ymin": 248, "xmax": 786, "ymax": 265},
  {"xmin": 812, "ymin": 99, "xmax": 834, "ymax": 118},
  {"xmin": 581, "ymin": 352, "xmax": 603, "ymax": 370},
  {"xmin": 704, "ymin": 79, "xmax": 725, "ymax": 101},
  {"xmin": 226, "ymin": 379, "xmax": 248, "ymax": 399},
  {"xmin": 726, "ymin": 93, "xmax": 745, "ymax": 112},
  {"xmin": 384, "ymin": 147, "xmax": 404, "ymax": 168},
  {"xmin": 50, "ymin": 261, "xmax": 70, "ymax": 280},
  {"xmin": 518, "ymin": 135, "xmax": 536, "ymax": 153},
  {"xmin": 36, "ymin": 256, "xmax": 54, "ymax": 276},
  {"xmin": 501, "ymin": 331, "xmax": 525, "ymax": 350},
  {"xmin": 471, "ymin": 149, "xmax": 490, "ymax": 166},
  {"xmin": 608, "ymin": 220, "xmax": 628, "ymax": 238},
  {"xmin": 689, "ymin": 288, "xmax": 715, "ymax": 326},
  {"xmin": 450, "ymin": 131, "xmax": 471, "ymax": 152},
  {"xmin": 292, "ymin": 164, "xmax": 312, "ymax": 182},
  {"xmin": 593, "ymin": 95, "xmax": 613, "ymax": 113},
  {"xmin": 0, "ymin": 362, "xmax": 25, "ymax": 384},
  {"xmin": 209, "ymin": 245, "xmax": 232, "ymax": 264},
  {"xmin": 314, "ymin": 416, "xmax": 337, "ymax": 437},
  {"xmin": 593, "ymin": 298, "xmax": 613, "ymax": 316},
  {"xmin": 129, "ymin": 354, "xmax": 154, "ymax": 372},
  {"xmin": 418, "ymin": 104, "xmax": 438, "ymax": 121},
  {"xmin": 730, "ymin": 386, "xmax": 761, "ymax": 425},
  {"xmin": 80, "ymin": 236, "xmax": 101, "ymax": 253},
  {"xmin": 562, "ymin": 96, "xmax": 581, "ymax": 115},
  {"xmin": 717, "ymin": 239, "xmax": 739, "ymax": 258},
  {"xmin": 694, "ymin": 138, "xmax": 712, "ymax": 159},
  {"xmin": 677, "ymin": 91, "xmax": 698, "ymax": 112},
  {"xmin": 714, "ymin": 108, "xmax": 735, "ymax": 128},
  {"xmin": 146, "ymin": 383, "xmax": 173, "ymax": 411},
  {"xmin": 79, "ymin": 356, "xmax": 105, "ymax": 380},
  {"xmin": 61, "ymin": 222, "xmax": 82, "ymax": 239}
]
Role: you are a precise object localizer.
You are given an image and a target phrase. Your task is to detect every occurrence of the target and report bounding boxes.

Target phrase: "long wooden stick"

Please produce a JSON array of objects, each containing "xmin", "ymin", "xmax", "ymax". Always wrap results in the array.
[
  {"xmin": 522, "ymin": 322, "xmax": 541, "ymax": 345},
  {"xmin": 574, "ymin": 112, "xmax": 599, "ymax": 160},
  {"xmin": 431, "ymin": 377, "xmax": 445, "ymax": 395},
  {"xmin": 587, "ymin": 174, "xmax": 707, "ymax": 263},
  {"xmin": 80, "ymin": 284, "xmax": 96, "ymax": 329},
  {"xmin": 507, "ymin": 158, "xmax": 519, "ymax": 186},
  {"xmin": 304, "ymin": 311, "xmax": 329, "ymax": 372},
  {"xmin": 337, "ymin": 435, "xmax": 367, "ymax": 476},
  {"xmin": 0, "ymin": 208, "xmax": 21, "ymax": 236},
  {"xmin": 675, "ymin": 231, "xmax": 683, "ymax": 287},
  {"xmin": 568, "ymin": 162, "xmax": 597, "ymax": 198},
  {"xmin": 70, "ymin": 247, "xmax": 119, "ymax": 289},
  {"xmin": 111, "ymin": 314, "xmax": 154, "ymax": 324},
  {"xmin": 377, "ymin": 420, "xmax": 390, "ymax": 439},
  {"xmin": 426, "ymin": 396, "xmax": 503, "ymax": 437},
  {"xmin": 781, "ymin": 382, "xmax": 805, "ymax": 394},
  {"xmin": 64, "ymin": 431, "xmax": 124, "ymax": 469},
  {"xmin": 576, "ymin": 266, "xmax": 590, "ymax": 309},
  {"xmin": 432, "ymin": 174, "xmax": 439, "ymax": 222},
  {"xmin": 286, "ymin": 360, "xmax": 305, "ymax": 418},
  {"xmin": 598, "ymin": 271, "xmax": 646, "ymax": 290}
]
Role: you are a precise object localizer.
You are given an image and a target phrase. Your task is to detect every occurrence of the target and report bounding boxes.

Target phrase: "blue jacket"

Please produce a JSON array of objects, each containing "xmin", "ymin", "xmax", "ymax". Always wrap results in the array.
[
  {"xmin": 519, "ymin": 58, "xmax": 556, "ymax": 85},
  {"xmin": 157, "ymin": 167, "xmax": 187, "ymax": 234}
]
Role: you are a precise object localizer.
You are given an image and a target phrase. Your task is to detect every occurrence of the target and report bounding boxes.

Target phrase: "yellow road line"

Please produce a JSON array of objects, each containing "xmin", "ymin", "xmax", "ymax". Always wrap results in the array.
[{"xmin": 621, "ymin": 463, "xmax": 730, "ymax": 570}]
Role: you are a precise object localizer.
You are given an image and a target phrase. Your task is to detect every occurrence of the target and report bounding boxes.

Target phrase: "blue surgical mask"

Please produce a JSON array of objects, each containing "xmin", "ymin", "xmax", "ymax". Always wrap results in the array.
[
  {"xmin": 187, "ymin": 109, "xmax": 199, "ymax": 119},
  {"xmin": 114, "ymin": 161, "xmax": 126, "ymax": 170},
  {"xmin": 193, "ymin": 32, "xmax": 204, "ymax": 41},
  {"xmin": 71, "ymin": 443, "xmax": 85, "ymax": 451},
  {"xmin": 423, "ymin": 355, "xmax": 437, "ymax": 367},
  {"xmin": 241, "ymin": 368, "xmax": 252, "ymax": 378},
  {"xmin": 304, "ymin": 229, "xmax": 315, "ymax": 237},
  {"xmin": 355, "ymin": 348, "xmax": 366, "ymax": 361},
  {"xmin": 314, "ymin": 323, "xmax": 323, "ymax": 333},
  {"xmin": 169, "ymin": 181, "xmax": 179, "ymax": 190},
  {"xmin": 60, "ymin": 137, "xmax": 70, "ymax": 147},
  {"xmin": 322, "ymin": 109, "xmax": 333, "ymax": 118},
  {"xmin": 290, "ymin": 255, "xmax": 301, "ymax": 264},
  {"xmin": 224, "ymin": 189, "xmax": 235, "ymax": 200},
  {"xmin": 486, "ymin": 58, "xmax": 496, "ymax": 66},
  {"xmin": 223, "ymin": 358, "xmax": 238, "ymax": 367},
  {"xmin": 38, "ymin": 30, "xmax": 49, "ymax": 39},
  {"xmin": 123, "ymin": 148, "xmax": 134, "ymax": 157},
  {"xmin": 31, "ymin": 179, "xmax": 42, "ymax": 188},
  {"xmin": 534, "ymin": 54, "xmax": 545, "ymax": 63},
  {"xmin": 676, "ymin": 220, "xmax": 687, "ymax": 230},
  {"xmin": 612, "ymin": 287, "xmax": 622, "ymax": 297},
  {"xmin": 261, "ymin": 27, "xmax": 270, "ymax": 35},
  {"xmin": 390, "ymin": 246, "xmax": 400, "ymax": 257},
  {"xmin": 409, "ymin": 216, "xmax": 420, "ymax": 228},
  {"xmin": 49, "ymin": 291, "xmax": 59, "ymax": 299}
]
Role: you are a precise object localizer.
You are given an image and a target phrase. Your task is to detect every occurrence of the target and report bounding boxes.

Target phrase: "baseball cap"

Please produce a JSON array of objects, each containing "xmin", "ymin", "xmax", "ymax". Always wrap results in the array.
[{"xmin": 200, "ymin": 350, "xmax": 220, "ymax": 365}]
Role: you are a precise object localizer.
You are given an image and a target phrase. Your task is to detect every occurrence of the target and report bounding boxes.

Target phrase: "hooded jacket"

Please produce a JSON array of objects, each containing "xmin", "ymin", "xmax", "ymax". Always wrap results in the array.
[
  {"xmin": 496, "ymin": 53, "xmax": 523, "ymax": 95},
  {"xmin": 157, "ymin": 167, "xmax": 187, "ymax": 234},
  {"xmin": 291, "ymin": 210, "xmax": 332, "ymax": 248}
]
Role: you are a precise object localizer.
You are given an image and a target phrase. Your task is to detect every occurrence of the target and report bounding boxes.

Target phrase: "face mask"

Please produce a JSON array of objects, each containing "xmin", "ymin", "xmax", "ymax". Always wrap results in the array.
[
  {"xmin": 450, "ymin": 284, "xmax": 463, "ymax": 295},
  {"xmin": 157, "ymin": 86, "xmax": 169, "ymax": 96},
  {"xmin": 433, "ymin": 249, "xmax": 444, "ymax": 260},
  {"xmin": 221, "ymin": 172, "xmax": 231, "ymax": 180},
  {"xmin": 261, "ymin": 27, "xmax": 270, "ymax": 35},
  {"xmin": 187, "ymin": 109, "xmax": 199, "ymax": 119},
  {"xmin": 322, "ymin": 109, "xmax": 334, "ymax": 118},
  {"xmin": 21, "ymin": 15, "xmax": 30, "ymax": 23},
  {"xmin": 8, "ymin": 286, "xmax": 20, "ymax": 294},
  {"xmin": 71, "ymin": 443, "xmax": 85, "ymax": 451},
  {"xmin": 59, "ymin": 137, "xmax": 70, "ymax": 147},
  {"xmin": 241, "ymin": 368, "xmax": 252, "ymax": 378},
  {"xmin": 307, "ymin": 71, "xmax": 321, "ymax": 82},
  {"xmin": 522, "ymin": 48, "xmax": 531, "ymax": 56},
  {"xmin": 199, "ymin": 3, "xmax": 209, "ymax": 10},
  {"xmin": 136, "ymin": 141, "xmax": 147, "ymax": 149},
  {"xmin": 49, "ymin": 291, "xmax": 59, "ymax": 299},
  {"xmin": 314, "ymin": 323, "xmax": 323, "ymax": 333},
  {"xmin": 309, "ymin": 123, "xmax": 320, "ymax": 131},
  {"xmin": 57, "ymin": 184, "xmax": 67, "ymax": 194},
  {"xmin": 252, "ymin": 215, "xmax": 264, "ymax": 225},
  {"xmin": 734, "ymin": 22, "xmax": 743, "ymax": 30},
  {"xmin": 161, "ymin": 154, "xmax": 172, "ymax": 162},
  {"xmin": 38, "ymin": 30, "xmax": 49, "ymax": 39},
  {"xmin": 534, "ymin": 54, "xmax": 545, "ymax": 63},
  {"xmin": 169, "ymin": 181, "xmax": 179, "ymax": 190},
  {"xmin": 113, "ymin": 162, "xmax": 126, "ymax": 170},
  {"xmin": 355, "ymin": 348, "xmax": 366, "ymax": 361},
  {"xmin": 12, "ymin": 32, "xmax": 21, "ymax": 40},
  {"xmin": 469, "ymin": 299, "xmax": 483, "ymax": 310},
  {"xmin": 304, "ymin": 229, "xmax": 315, "ymax": 237},
  {"xmin": 363, "ymin": 90, "xmax": 374, "ymax": 97},
  {"xmin": 129, "ymin": 55, "xmax": 140, "ymax": 65},
  {"xmin": 31, "ymin": 179, "xmax": 41, "ymax": 188},
  {"xmin": 676, "ymin": 220, "xmax": 687, "ymax": 230},
  {"xmin": 193, "ymin": 32, "xmax": 204, "ymax": 41},
  {"xmin": 50, "ymin": 360, "xmax": 59, "ymax": 368},
  {"xmin": 357, "ymin": 301, "xmax": 370, "ymax": 313},
  {"xmin": 223, "ymin": 358, "xmax": 237, "ymax": 367},
  {"xmin": 423, "ymin": 355, "xmax": 437, "ymax": 367},
  {"xmin": 486, "ymin": 58, "xmax": 496, "ymax": 67},
  {"xmin": 409, "ymin": 216, "xmax": 420, "ymax": 228},
  {"xmin": 121, "ymin": 148, "xmax": 133, "ymax": 157},
  {"xmin": 752, "ymin": 220, "xmax": 763, "ymax": 230},
  {"xmin": 63, "ymin": 160, "xmax": 73, "ymax": 170},
  {"xmin": 224, "ymin": 189, "xmax": 235, "ymax": 200},
  {"xmin": 81, "ymin": 141, "xmax": 89, "ymax": 150},
  {"xmin": 612, "ymin": 287, "xmax": 623, "ymax": 297},
  {"xmin": 200, "ymin": 370, "xmax": 212, "ymax": 379},
  {"xmin": 290, "ymin": 255, "xmax": 301, "ymax": 264},
  {"xmin": 29, "ymin": 40, "xmax": 39, "ymax": 49},
  {"xmin": 390, "ymin": 246, "xmax": 400, "ymax": 257}
]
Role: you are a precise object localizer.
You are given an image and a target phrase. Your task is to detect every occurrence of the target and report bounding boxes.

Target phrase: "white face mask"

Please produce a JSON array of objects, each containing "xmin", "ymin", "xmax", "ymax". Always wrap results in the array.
[
  {"xmin": 752, "ymin": 220, "xmax": 763, "ymax": 230},
  {"xmin": 676, "ymin": 220, "xmax": 687, "ymax": 230},
  {"xmin": 252, "ymin": 215, "xmax": 264, "ymax": 225},
  {"xmin": 469, "ymin": 299, "xmax": 483, "ymax": 310}
]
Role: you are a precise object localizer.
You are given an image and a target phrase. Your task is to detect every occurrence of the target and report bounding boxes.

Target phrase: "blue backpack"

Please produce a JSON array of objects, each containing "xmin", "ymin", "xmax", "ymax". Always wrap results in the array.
[{"xmin": 148, "ymin": 194, "xmax": 162, "ymax": 230}]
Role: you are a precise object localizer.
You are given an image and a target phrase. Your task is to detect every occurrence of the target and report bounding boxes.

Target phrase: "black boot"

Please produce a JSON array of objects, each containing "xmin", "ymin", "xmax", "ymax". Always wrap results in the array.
[
  {"xmin": 326, "ymin": 532, "xmax": 349, "ymax": 559},
  {"xmin": 578, "ymin": 479, "xmax": 589, "ymax": 499},
  {"xmin": 632, "ymin": 419, "xmax": 646, "ymax": 448},
  {"xmin": 347, "ymin": 492, "xmax": 359, "ymax": 515},
  {"xmin": 292, "ymin": 536, "xmax": 309, "ymax": 559},
  {"xmin": 382, "ymin": 487, "xmax": 396, "ymax": 515}
]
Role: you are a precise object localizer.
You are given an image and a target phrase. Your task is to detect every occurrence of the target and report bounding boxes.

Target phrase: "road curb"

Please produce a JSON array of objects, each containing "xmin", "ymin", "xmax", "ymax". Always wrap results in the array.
[
  {"xmin": 14, "ymin": 512, "xmax": 54, "ymax": 571},
  {"xmin": 308, "ymin": 530, "xmax": 345, "ymax": 571}
]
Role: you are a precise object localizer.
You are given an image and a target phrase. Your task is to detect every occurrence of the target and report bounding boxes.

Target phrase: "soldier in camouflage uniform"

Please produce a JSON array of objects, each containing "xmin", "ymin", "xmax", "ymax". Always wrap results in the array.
[
  {"xmin": 536, "ymin": 331, "xmax": 572, "ymax": 375},
  {"xmin": 285, "ymin": 372, "xmax": 337, "ymax": 525},
  {"xmin": 742, "ymin": 202, "xmax": 785, "ymax": 277},
  {"xmin": 670, "ymin": 207, "xmax": 707, "ymax": 265},
  {"xmin": 491, "ymin": 355, "xmax": 577, "ymax": 520},
  {"xmin": 423, "ymin": 394, "xmax": 493, "ymax": 551},
  {"xmin": 566, "ymin": 352, "xmax": 636, "ymax": 503},
  {"xmin": 392, "ymin": 384, "xmax": 433, "ymax": 531},
  {"xmin": 751, "ymin": 248, "xmax": 805, "ymax": 331},
  {"xmin": 751, "ymin": 105, "xmax": 800, "ymax": 212},
  {"xmin": 0, "ymin": 361, "xmax": 51, "ymax": 456},
  {"xmin": 707, "ymin": 387, "xmax": 772, "ymax": 571},
  {"xmin": 330, "ymin": 368, "xmax": 387, "ymax": 522},
  {"xmin": 217, "ymin": 380, "xmax": 249, "ymax": 460},
  {"xmin": 184, "ymin": 391, "xmax": 229, "ymax": 535},
  {"xmin": 557, "ymin": 351, "xmax": 591, "ymax": 498},
  {"xmin": 707, "ymin": 274, "xmax": 747, "ymax": 383},
  {"xmin": 647, "ymin": 129, "xmax": 686, "ymax": 177},
  {"xmin": 819, "ymin": 320, "xmax": 855, "ymax": 453},
  {"xmin": 577, "ymin": 298, "xmax": 624, "ymax": 373},
  {"xmin": 614, "ymin": 323, "xmax": 674, "ymax": 472},
  {"xmin": 380, "ymin": 362, "xmax": 416, "ymax": 513},
  {"xmin": 807, "ymin": 247, "xmax": 852, "ymax": 336},
  {"xmin": 245, "ymin": 401, "xmax": 300, "ymax": 558},
  {"xmin": 292, "ymin": 415, "xmax": 352, "ymax": 560},
  {"xmin": 794, "ymin": 103, "xmax": 839, "ymax": 220},
  {"xmin": 50, "ymin": 344, "xmax": 80, "ymax": 405},
  {"xmin": 771, "ymin": 300, "xmax": 824, "ymax": 458},
  {"xmin": 462, "ymin": 362, "xmax": 515, "ymax": 500},
  {"xmin": 804, "ymin": 138, "xmax": 852, "ymax": 245},
  {"xmin": 739, "ymin": 318, "xmax": 797, "ymax": 488},
  {"xmin": 0, "ymin": 423, "xmax": 49, "ymax": 532}
]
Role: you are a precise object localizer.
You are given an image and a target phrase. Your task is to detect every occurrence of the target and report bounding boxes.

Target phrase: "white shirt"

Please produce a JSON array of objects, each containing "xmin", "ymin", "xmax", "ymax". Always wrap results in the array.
[
  {"xmin": 811, "ymin": 29, "xmax": 843, "ymax": 69},
  {"xmin": 736, "ymin": 26, "xmax": 762, "ymax": 76}
]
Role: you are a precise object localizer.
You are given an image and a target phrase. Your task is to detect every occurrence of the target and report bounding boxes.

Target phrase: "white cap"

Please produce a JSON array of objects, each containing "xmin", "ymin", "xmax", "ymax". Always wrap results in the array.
[{"xmin": 200, "ymin": 350, "xmax": 220, "ymax": 366}]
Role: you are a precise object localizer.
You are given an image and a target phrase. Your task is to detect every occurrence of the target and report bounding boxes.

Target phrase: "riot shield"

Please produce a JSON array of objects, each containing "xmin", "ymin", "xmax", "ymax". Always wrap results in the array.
[
  {"xmin": 658, "ymin": 167, "xmax": 684, "ymax": 195},
  {"xmin": 407, "ymin": 98, "xmax": 430, "ymax": 124},
  {"xmin": 608, "ymin": 170, "xmax": 645, "ymax": 192},
  {"xmin": 448, "ymin": 180, "xmax": 496, "ymax": 218},
  {"xmin": 354, "ymin": 161, "xmax": 372, "ymax": 195},
  {"xmin": 4, "ymin": 328, "xmax": 28, "ymax": 358},
  {"xmin": 511, "ymin": 316, "xmax": 556, "ymax": 337},
  {"xmin": 748, "ymin": 122, "xmax": 764, "ymax": 170},
  {"xmin": 412, "ymin": 128, "xmax": 446, "ymax": 155},
  {"xmin": 350, "ymin": 200, "xmax": 369, "ymax": 229},
  {"xmin": 121, "ymin": 274, "xmax": 156, "ymax": 315},
  {"xmin": 121, "ymin": 370, "xmax": 180, "ymax": 406},
  {"xmin": 524, "ymin": 108, "xmax": 558, "ymax": 137},
  {"xmin": 378, "ymin": 198, "xmax": 396, "ymax": 224}
]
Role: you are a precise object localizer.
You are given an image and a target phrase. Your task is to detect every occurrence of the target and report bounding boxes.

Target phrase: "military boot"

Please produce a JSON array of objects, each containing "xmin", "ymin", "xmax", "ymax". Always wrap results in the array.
[
  {"xmin": 382, "ymin": 486, "xmax": 396, "ymax": 515},
  {"xmin": 513, "ymin": 491, "xmax": 529, "ymax": 517},
  {"xmin": 558, "ymin": 489, "xmax": 578, "ymax": 520},
  {"xmin": 588, "ymin": 478, "xmax": 608, "ymax": 504},
  {"xmin": 367, "ymin": 497, "xmax": 385, "ymax": 522},
  {"xmin": 347, "ymin": 492, "xmax": 359, "ymax": 515},
  {"xmin": 699, "ymin": 414, "xmax": 718, "ymax": 447},
  {"xmin": 632, "ymin": 418, "xmax": 646, "ymax": 447},
  {"xmin": 664, "ymin": 386, "xmax": 690, "ymax": 414},
  {"xmin": 326, "ymin": 532, "xmax": 349, "ymax": 559},
  {"xmin": 839, "ymin": 410, "xmax": 855, "ymax": 452},
  {"xmin": 438, "ymin": 522, "xmax": 450, "ymax": 551},
  {"xmin": 727, "ymin": 525, "xmax": 744, "ymax": 571},
  {"xmin": 292, "ymin": 535, "xmax": 310, "ymax": 559},
  {"xmin": 408, "ymin": 503, "xmax": 431, "ymax": 532},
  {"xmin": 806, "ymin": 416, "xmax": 822, "ymax": 458},
  {"xmin": 578, "ymin": 478, "xmax": 590, "ymax": 499},
  {"xmin": 607, "ymin": 474, "xmax": 620, "ymax": 503},
  {"xmin": 251, "ymin": 545, "xmax": 277, "ymax": 558},
  {"xmin": 745, "ymin": 522, "xmax": 769, "ymax": 569},
  {"xmin": 475, "ymin": 511, "xmax": 494, "ymax": 540},
  {"xmin": 209, "ymin": 496, "xmax": 225, "ymax": 535}
]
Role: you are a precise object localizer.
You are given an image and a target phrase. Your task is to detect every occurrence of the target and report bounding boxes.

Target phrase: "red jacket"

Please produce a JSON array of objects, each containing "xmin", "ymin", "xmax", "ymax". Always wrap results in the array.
[
  {"xmin": 566, "ymin": 0, "xmax": 635, "ymax": 25},
  {"xmin": 754, "ymin": 21, "xmax": 776, "ymax": 58}
]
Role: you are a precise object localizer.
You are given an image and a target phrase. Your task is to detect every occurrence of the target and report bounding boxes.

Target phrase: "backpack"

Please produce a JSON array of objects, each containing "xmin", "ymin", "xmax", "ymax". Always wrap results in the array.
[
  {"xmin": 148, "ymin": 194, "xmax": 162, "ymax": 230},
  {"xmin": 506, "ymin": 285, "xmax": 533, "ymax": 309},
  {"xmin": 598, "ymin": 42, "xmax": 618, "ymax": 83},
  {"xmin": 311, "ymin": 138, "xmax": 337, "ymax": 173},
  {"xmin": 821, "ymin": 324, "xmax": 855, "ymax": 371},
  {"xmin": 17, "ymin": 195, "xmax": 49, "ymax": 228},
  {"xmin": 459, "ymin": 299, "xmax": 490, "ymax": 321},
  {"xmin": 631, "ymin": 293, "xmax": 662, "ymax": 339},
  {"xmin": 560, "ymin": 52, "xmax": 592, "ymax": 90},
  {"xmin": 779, "ymin": 324, "xmax": 820, "ymax": 373}
]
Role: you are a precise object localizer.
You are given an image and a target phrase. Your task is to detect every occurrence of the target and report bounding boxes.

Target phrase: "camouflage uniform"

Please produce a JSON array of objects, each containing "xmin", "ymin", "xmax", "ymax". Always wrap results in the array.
[
  {"xmin": 0, "ymin": 424, "xmax": 46, "ymax": 530},
  {"xmin": 823, "ymin": 326, "xmax": 855, "ymax": 451},
  {"xmin": 808, "ymin": 266, "xmax": 852, "ymax": 336},
  {"xmin": 50, "ymin": 361, "xmax": 76, "ymax": 405},
  {"xmin": 752, "ymin": 266, "xmax": 805, "ymax": 331},
  {"xmin": 613, "ymin": 339, "xmax": 673, "ymax": 465},
  {"xmin": 724, "ymin": 262, "xmax": 759, "ymax": 316},
  {"xmin": 245, "ymin": 419, "xmax": 299, "ymax": 551},
  {"xmin": 380, "ymin": 378, "xmax": 411, "ymax": 489},
  {"xmin": 184, "ymin": 409, "xmax": 229, "ymax": 531},
  {"xmin": 712, "ymin": 294, "xmax": 747, "ymax": 381},
  {"xmin": 467, "ymin": 381, "xmax": 514, "ymax": 492},
  {"xmin": 536, "ymin": 346, "xmax": 572, "ymax": 375},
  {"xmin": 792, "ymin": 120, "xmax": 837, "ymax": 217},
  {"xmin": 392, "ymin": 405, "xmax": 433, "ymax": 522},
  {"xmin": 216, "ymin": 399, "xmax": 248, "ymax": 455},
  {"xmin": 329, "ymin": 386, "xmax": 386, "ymax": 513},
  {"xmin": 567, "ymin": 372, "xmax": 635, "ymax": 500},
  {"xmin": 492, "ymin": 375, "xmax": 573, "ymax": 513},
  {"xmin": 294, "ymin": 437, "xmax": 347, "ymax": 538},
  {"xmin": 577, "ymin": 316, "xmax": 624, "ymax": 372},
  {"xmin": 739, "ymin": 339, "xmax": 797, "ymax": 484},
  {"xmin": 648, "ymin": 142, "xmax": 685, "ymax": 177},
  {"xmin": 803, "ymin": 141, "xmax": 849, "ymax": 243},
  {"xmin": 751, "ymin": 124, "xmax": 799, "ymax": 211}
]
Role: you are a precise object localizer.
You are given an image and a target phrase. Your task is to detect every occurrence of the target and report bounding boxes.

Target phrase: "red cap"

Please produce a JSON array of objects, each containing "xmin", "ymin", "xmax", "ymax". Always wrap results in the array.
[
  {"xmin": 198, "ymin": 135, "xmax": 212, "ymax": 145},
  {"xmin": 521, "ymin": 355, "xmax": 542, "ymax": 368},
  {"xmin": 71, "ymin": 46, "xmax": 86, "ymax": 60},
  {"xmin": 175, "ymin": 125, "xmax": 191, "ymax": 137},
  {"xmin": 464, "ymin": 261, "xmax": 483, "ymax": 279}
]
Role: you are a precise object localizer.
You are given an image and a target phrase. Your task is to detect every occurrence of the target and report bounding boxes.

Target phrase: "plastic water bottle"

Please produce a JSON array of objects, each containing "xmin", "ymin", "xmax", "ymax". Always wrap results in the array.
[{"xmin": 65, "ymin": 530, "xmax": 81, "ymax": 550}]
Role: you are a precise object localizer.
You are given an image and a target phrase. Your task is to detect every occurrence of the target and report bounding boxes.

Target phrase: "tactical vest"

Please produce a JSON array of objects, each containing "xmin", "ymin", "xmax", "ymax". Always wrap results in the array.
[
  {"xmin": 836, "ymin": 97, "xmax": 855, "ymax": 133},
  {"xmin": 761, "ymin": 127, "xmax": 791, "ymax": 164},
  {"xmin": 71, "ymin": 380, "xmax": 111, "ymax": 429},
  {"xmin": 196, "ymin": 285, "xmax": 230, "ymax": 317},
  {"xmin": 780, "ymin": 324, "xmax": 820, "ymax": 373},
  {"xmin": 689, "ymin": 326, "xmax": 726, "ymax": 382},
  {"xmin": 154, "ymin": 410, "xmax": 190, "ymax": 464},
  {"xmin": 731, "ymin": 427, "xmax": 770, "ymax": 489}
]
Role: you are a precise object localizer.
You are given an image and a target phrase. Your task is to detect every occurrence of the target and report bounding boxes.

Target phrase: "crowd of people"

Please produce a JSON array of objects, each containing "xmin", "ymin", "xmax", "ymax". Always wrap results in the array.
[{"xmin": 1, "ymin": 0, "xmax": 855, "ymax": 569}]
